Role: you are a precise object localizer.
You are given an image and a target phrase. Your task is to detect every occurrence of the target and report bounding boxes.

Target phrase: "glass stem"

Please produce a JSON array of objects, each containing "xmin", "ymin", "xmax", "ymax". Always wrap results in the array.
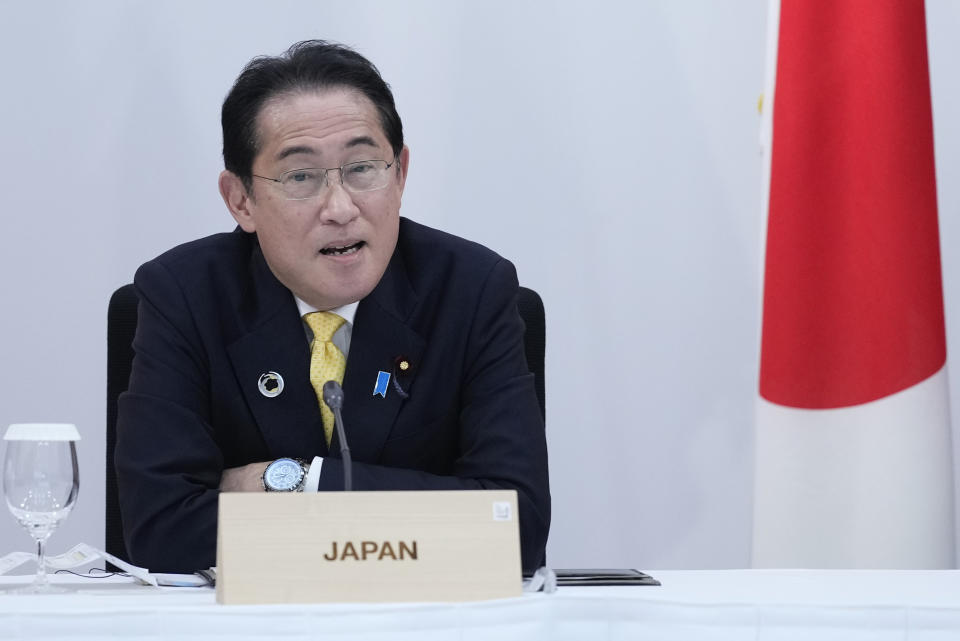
[{"xmin": 34, "ymin": 538, "xmax": 49, "ymax": 587}]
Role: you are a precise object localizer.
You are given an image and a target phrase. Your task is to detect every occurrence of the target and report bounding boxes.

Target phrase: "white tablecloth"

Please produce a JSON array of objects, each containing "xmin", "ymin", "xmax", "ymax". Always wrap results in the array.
[{"xmin": 1, "ymin": 569, "xmax": 959, "ymax": 640}]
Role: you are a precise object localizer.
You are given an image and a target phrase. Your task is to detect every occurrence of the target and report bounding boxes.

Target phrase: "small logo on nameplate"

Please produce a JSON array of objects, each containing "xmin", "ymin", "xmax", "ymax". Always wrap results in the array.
[{"xmin": 492, "ymin": 502, "xmax": 512, "ymax": 521}]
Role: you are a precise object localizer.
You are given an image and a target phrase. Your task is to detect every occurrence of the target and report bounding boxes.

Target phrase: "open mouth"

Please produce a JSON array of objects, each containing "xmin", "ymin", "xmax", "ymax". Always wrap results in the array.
[{"xmin": 320, "ymin": 241, "xmax": 365, "ymax": 256}]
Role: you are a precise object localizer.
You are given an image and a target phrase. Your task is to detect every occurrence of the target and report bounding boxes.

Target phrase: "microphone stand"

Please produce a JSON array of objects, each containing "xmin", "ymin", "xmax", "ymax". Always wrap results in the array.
[
  {"xmin": 322, "ymin": 380, "xmax": 353, "ymax": 492},
  {"xmin": 332, "ymin": 406, "xmax": 352, "ymax": 492}
]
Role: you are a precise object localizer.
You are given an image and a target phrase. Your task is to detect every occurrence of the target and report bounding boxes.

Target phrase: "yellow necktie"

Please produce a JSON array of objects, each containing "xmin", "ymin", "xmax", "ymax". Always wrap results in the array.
[{"xmin": 304, "ymin": 311, "xmax": 347, "ymax": 446}]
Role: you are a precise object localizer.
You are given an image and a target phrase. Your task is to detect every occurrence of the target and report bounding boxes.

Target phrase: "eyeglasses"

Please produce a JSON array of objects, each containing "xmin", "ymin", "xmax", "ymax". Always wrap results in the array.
[{"xmin": 253, "ymin": 159, "xmax": 396, "ymax": 200}]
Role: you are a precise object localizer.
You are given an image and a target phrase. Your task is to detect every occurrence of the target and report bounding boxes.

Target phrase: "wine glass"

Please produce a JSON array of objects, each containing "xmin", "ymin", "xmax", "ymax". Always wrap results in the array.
[{"xmin": 2, "ymin": 423, "xmax": 80, "ymax": 594}]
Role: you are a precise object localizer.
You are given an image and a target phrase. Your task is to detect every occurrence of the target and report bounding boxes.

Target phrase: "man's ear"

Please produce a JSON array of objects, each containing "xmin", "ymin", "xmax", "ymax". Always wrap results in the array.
[
  {"xmin": 397, "ymin": 145, "xmax": 410, "ymax": 194},
  {"xmin": 219, "ymin": 170, "xmax": 257, "ymax": 232}
]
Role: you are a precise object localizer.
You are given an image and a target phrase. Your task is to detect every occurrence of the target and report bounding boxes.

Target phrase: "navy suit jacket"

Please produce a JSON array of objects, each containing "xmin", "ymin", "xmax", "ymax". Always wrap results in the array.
[{"xmin": 115, "ymin": 218, "xmax": 550, "ymax": 573}]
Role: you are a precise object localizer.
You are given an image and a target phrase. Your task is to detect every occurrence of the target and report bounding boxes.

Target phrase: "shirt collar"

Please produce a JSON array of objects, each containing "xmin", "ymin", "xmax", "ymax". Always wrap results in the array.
[{"xmin": 294, "ymin": 296, "xmax": 359, "ymax": 327}]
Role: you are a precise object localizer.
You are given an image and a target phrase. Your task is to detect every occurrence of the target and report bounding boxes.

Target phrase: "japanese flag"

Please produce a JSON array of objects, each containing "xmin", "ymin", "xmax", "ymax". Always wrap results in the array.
[{"xmin": 754, "ymin": 0, "xmax": 955, "ymax": 568}]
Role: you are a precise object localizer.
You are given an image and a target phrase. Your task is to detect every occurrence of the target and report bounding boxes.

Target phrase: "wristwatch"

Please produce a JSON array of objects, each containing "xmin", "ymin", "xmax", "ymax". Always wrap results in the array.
[{"xmin": 261, "ymin": 457, "xmax": 308, "ymax": 492}]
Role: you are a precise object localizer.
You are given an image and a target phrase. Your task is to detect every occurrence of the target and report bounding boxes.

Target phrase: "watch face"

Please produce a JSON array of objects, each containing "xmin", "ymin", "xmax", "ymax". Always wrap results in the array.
[{"xmin": 264, "ymin": 458, "xmax": 304, "ymax": 491}]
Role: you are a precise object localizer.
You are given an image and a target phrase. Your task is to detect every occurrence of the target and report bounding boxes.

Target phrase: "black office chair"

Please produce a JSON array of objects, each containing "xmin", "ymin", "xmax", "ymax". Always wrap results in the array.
[
  {"xmin": 105, "ymin": 284, "xmax": 139, "ymax": 563},
  {"xmin": 105, "ymin": 283, "xmax": 545, "ymax": 563},
  {"xmin": 516, "ymin": 287, "xmax": 546, "ymax": 421}
]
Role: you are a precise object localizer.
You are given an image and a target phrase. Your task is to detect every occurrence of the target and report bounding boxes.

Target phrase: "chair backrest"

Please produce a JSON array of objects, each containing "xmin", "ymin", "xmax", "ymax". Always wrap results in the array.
[
  {"xmin": 105, "ymin": 283, "xmax": 546, "ymax": 563},
  {"xmin": 106, "ymin": 284, "xmax": 139, "ymax": 562},
  {"xmin": 517, "ymin": 286, "xmax": 546, "ymax": 421}
]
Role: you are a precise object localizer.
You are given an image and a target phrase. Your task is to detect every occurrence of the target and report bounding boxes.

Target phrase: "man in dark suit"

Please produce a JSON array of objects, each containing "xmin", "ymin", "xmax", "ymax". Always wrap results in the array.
[{"xmin": 115, "ymin": 41, "xmax": 550, "ymax": 574}]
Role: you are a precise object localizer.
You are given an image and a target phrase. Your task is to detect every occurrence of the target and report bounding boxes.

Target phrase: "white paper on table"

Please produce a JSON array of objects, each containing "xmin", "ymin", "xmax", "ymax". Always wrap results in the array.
[{"xmin": 0, "ymin": 543, "xmax": 164, "ymax": 586}]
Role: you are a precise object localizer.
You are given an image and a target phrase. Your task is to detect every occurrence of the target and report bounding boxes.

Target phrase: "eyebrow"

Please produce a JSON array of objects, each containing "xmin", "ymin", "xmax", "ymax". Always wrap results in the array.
[
  {"xmin": 343, "ymin": 135, "xmax": 379, "ymax": 150},
  {"xmin": 275, "ymin": 145, "xmax": 316, "ymax": 162}
]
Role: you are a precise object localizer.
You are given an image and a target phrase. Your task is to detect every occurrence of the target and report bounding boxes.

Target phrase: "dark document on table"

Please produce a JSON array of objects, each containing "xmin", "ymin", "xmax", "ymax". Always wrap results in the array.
[{"xmin": 526, "ymin": 569, "xmax": 661, "ymax": 586}]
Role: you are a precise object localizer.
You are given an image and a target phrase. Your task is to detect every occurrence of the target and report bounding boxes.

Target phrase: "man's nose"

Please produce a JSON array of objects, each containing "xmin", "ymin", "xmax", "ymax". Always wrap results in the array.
[{"xmin": 317, "ymin": 173, "xmax": 360, "ymax": 224}]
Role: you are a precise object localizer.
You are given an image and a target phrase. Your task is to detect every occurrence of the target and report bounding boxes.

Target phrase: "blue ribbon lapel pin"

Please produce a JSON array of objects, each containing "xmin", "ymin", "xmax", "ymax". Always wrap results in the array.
[{"xmin": 373, "ymin": 371, "xmax": 391, "ymax": 398}]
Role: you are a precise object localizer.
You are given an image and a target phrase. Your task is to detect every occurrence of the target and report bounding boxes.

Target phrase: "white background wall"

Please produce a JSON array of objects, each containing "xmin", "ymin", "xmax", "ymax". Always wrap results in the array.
[{"xmin": 1, "ymin": 0, "xmax": 958, "ymax": 571}]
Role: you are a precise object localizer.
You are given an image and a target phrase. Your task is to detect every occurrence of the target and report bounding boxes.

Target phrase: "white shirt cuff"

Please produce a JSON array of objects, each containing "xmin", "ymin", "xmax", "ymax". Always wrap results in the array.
[{"xmin": 303, "ymin": 456, "xmax": 324, "ymax": 492}]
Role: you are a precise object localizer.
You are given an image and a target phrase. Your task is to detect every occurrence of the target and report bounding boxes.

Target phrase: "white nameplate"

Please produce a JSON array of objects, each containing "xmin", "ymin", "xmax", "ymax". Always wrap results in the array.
[{"xmin": 216, "ymin": 490, "xmax": 522, "ymax": 604}]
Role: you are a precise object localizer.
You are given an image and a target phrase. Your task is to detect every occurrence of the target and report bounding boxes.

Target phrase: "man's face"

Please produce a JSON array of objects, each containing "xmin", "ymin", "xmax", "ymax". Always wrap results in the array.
[{"xmin": 221, "ymin": 88, "xmax": 408, "ymax": 310}]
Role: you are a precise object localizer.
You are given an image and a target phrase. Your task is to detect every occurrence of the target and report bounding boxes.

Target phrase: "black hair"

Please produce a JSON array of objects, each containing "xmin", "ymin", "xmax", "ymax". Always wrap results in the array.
[{"xmin": 221, "ymin": 40, "xmax": 404, "ymax": 191}]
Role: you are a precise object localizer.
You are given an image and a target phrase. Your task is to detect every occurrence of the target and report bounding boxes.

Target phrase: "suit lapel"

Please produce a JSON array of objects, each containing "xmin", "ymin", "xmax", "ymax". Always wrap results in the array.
[
  {"xmin": 227, "ymin": 243, "xmax": 328, "ymax": 458},
  {"xmin": 334, "ymin": 248, "xmax": 424, "ymax": 462}
]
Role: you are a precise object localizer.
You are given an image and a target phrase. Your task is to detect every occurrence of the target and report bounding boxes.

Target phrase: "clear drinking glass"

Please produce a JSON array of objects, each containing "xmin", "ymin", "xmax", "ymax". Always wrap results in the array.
[{"xmin": 2, "ymin": 423, "xmax": 80, "ymax": 594}]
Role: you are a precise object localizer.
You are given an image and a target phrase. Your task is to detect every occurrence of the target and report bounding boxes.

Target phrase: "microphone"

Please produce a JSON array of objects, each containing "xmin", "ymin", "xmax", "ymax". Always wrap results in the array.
[{"xmin": 322, "ymin": 380, "xmax": 352, "ymax": 491}]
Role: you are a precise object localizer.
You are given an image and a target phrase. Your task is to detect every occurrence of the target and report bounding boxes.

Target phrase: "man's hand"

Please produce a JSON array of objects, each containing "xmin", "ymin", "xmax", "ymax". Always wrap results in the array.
[{"xmin": 220, "ymin": 461, "xmax": 270, "ymax": 492}]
